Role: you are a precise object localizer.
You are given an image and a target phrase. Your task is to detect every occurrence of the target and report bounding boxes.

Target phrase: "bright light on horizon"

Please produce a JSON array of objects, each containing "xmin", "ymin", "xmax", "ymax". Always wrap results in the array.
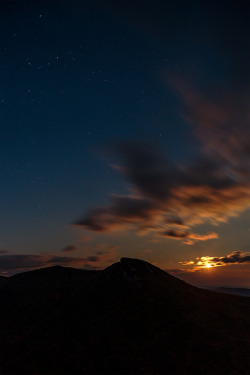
[{"xmin": 205, "ymin": 263, "xmax": 212, "ymax": 268}]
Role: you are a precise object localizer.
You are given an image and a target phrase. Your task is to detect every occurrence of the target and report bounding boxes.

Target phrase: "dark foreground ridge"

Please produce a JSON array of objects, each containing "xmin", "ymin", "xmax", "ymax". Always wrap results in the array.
[{"xmin": 1, "ymin": 258, "xmax": 250, "ymax": 374}]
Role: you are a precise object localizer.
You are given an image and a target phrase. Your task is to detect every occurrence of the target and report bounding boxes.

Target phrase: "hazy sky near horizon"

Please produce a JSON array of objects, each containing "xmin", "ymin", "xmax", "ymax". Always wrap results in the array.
[{"xmin": 1, "ymin": 0, "xmax": 250, "ymax": 286}]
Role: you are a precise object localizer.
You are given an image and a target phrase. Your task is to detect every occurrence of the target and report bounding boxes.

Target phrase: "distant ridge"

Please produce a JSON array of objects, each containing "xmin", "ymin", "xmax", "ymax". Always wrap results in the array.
[
  {"xmin": 1, "ymin": 258, "xmax": 250, "ymax": 374},
  {"xmin": 215, "ymin": 287, "xmax": 250, "ymax": 297}
]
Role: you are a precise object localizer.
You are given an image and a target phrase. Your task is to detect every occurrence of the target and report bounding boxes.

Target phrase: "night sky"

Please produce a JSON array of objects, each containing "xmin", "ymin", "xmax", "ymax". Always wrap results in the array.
[{"xmin": 1, "ymin": 0, "xmax": 250, "ymax": 287}]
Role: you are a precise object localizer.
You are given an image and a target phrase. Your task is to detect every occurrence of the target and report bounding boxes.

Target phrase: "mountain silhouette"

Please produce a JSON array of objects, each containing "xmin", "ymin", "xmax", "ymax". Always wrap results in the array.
[{"xmin": 1, "ymin": 258, "xmax": 250, "ymax": 374}]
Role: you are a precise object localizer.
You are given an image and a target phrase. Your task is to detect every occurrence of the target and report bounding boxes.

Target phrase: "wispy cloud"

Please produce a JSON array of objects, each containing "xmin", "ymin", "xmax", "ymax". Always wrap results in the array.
[
  {"xmin": 160, "ymin": 230, "xmax": 218, "ymax": 245},
  {"xmin": 74, "ymin": 138, "xmax": 250, "ymax": 244},
  {"xmin": 62, "ymin": 245, "xmax": 77, "ymax": 252},
  {"xmin": 0, "ymin": 254, "xmax": 90, "ymax": 276},
  {"xmin": 74, "ymin": 71, "xmax": 250, "ymax": 245},
  {"xmin": 210, "ymin": 251, "xmax": 250, "ymax": 265},
  {"xmin": 170, "ymin": 77, "xmax": 250, "ymax": 172}
]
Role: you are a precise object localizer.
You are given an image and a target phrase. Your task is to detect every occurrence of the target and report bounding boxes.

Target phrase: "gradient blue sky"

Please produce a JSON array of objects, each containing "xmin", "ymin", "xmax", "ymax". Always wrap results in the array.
[{"xmin": 1, "ymin": 0, "xmax": 250, "ymax": 286}]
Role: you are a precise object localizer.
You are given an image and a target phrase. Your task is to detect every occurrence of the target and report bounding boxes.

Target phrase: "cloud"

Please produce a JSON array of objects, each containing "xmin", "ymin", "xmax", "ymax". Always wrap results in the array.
[
  {"xmin": 75, "ymin": 193, "xmax": 158, "ymax": 233},
  {"xmin": 95, "ymin": 250, "xmax": 117, "ymax": 263},
  {"xmin": 74, "ymin": 137, "xmax": 250, "ymax": 244},
  {"xmin": 62, "ymin": 245, "xmax": 77, "ymax": 252},
  {"xmin": 73, "ymin": 53, "xmax": 250, "ymax": 244},
  {"xmin": 160, "ymin": 230, "xmax": 218, "ymax": 245},
  {"xmin": 0, "ymin": 250, "xmax": 10, "ymax": 254},
  {"xmin": 213, "ymin": 251, "xmax": 250, "ymax": 265},
  {"xmin": 0, "ymin": 254, "xmax": 94, "ymax": 275},
  {"xmin": 85, "ymin": 255, "xmax": 98, "ymax": 262},
  {"xmin": 78, "ymin": 235, "xmax": 92, "ymax": 243},
  {"xmin": 160, "ymin": 230, "xmax": 188, "ymax": 239},
  {"xmin": 107, "ymin": 245, "xmax": 119, "ymax": 251},
  {"xmin": 179, "ymin": 251, "xmax": 250, "ymax": 270},
  {"xmin": 169, "ymin": 77, "xmax": 250, "ymax": 175},
  {"xmin": 0, "ymin": 249, "xmax": 118, "ymax": 276},
  {"xmin": 164, "ymin": 218, "xmax": 188, "ymax": 228},
  {"xmin": 167, "ymin": 262, "xmax": 250, "ymax": 288}
]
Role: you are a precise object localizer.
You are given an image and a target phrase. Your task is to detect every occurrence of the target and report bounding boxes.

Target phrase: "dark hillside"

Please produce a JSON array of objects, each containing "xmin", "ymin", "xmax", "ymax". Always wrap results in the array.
[{"xmin": 1, "ymin": 258, "xmax": 250, "ymax": 374}]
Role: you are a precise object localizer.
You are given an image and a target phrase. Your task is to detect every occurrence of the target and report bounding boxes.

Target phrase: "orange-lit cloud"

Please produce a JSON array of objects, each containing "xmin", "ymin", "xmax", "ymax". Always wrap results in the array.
[
  {"xmin": 179, "ymin": 251, "xmax": 250, "ymax": 270},
  {"xmin": 160, "ymin": 230, "xmax": 218, "ymax": 245},
  {"xmin": 74, "ymin": 141, "xmax": 250, "ymax": 244},
  {"xmin": 167, "ymin": 262, "xmax": 250, "ymax": 288},
  {"xmin": 74, "ymin": 75, "xmax": 250, "ymax": 244}
]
